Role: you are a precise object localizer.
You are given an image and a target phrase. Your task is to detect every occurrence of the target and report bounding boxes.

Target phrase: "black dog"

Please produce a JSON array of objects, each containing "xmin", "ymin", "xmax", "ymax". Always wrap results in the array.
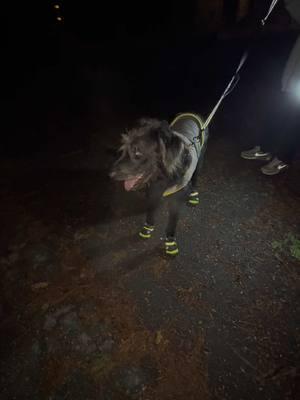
[{"xmin": 110, "ymin": 113, "xmax": 209, "ymax": 255}]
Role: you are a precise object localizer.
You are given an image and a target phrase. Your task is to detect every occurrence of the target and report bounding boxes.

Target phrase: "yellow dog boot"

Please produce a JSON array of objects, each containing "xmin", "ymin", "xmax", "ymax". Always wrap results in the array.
[{"xmin": 139, "ymin": 224, "xmax": 155, "ymax": 239}]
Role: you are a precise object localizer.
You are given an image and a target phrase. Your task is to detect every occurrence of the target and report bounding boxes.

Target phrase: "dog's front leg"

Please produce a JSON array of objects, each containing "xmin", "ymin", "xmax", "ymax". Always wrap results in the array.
[{"xmin": 139, "ymin": 183, "xmax": 165, "ymax": 239}]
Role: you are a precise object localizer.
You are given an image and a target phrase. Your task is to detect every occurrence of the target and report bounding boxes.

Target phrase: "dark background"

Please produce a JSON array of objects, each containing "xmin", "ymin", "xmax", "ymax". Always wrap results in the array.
[
  {"xmin": 2, "ymin": 0, "xmax": 297, "ymax": 157},
  {"xmin": 1, "ymin": 4, "xmax": 299, "ymax": 400}
]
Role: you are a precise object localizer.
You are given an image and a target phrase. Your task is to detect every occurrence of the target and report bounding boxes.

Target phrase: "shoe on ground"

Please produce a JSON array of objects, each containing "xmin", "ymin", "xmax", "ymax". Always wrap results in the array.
[
  {"xmin": 261, "ymin": 157, "xmax": 289, "ymax": 176},
  {"xmin": 241, "ymin": 145, "xmax": 272, "ymax": 161}
]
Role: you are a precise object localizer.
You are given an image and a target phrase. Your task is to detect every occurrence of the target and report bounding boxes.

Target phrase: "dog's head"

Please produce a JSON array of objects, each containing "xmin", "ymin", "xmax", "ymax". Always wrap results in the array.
[{"xmin": 110, "ymin": 118, "xmax": 185, "ymax": 191}]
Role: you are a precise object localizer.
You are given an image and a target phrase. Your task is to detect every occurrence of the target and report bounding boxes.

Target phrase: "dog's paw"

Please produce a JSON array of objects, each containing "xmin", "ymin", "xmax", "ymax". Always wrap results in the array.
[
  {"xmin": 165, "ymin": 238, "xmax": 179, "ymax": 256},
  {"xmin": 188, "ymin": 191, "xmax": 199, "ymax": 206},
  {"xmin": 139, "ymin": 224, "xmax": 155, "ymax": 239}
]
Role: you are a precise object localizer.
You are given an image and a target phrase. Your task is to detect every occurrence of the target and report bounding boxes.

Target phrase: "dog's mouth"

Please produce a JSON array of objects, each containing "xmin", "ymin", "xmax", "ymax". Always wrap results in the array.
[{"xmin": 124, "ymin": 175, "xmax": 144, "ymax": 191}]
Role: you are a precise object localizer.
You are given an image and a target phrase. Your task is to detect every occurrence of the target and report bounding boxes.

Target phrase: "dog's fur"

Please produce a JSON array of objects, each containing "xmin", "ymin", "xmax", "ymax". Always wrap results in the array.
[{"xmin": 110, "ymin": 117, "xmax": 208, "ymax": 245}]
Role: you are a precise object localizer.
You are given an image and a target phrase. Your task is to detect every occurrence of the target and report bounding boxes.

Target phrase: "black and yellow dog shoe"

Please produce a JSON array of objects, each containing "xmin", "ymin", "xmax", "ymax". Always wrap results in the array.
[
  {"xmin": 165, "ymin": 238, "xmax": 179, "ymax": 256},
  {"xmin": 139, "ymin": 224, "xmax": 155, "ymax": 239},
  {"xmin": 188, "ymin": 191, "xmax": 199, "ymax": 206}
]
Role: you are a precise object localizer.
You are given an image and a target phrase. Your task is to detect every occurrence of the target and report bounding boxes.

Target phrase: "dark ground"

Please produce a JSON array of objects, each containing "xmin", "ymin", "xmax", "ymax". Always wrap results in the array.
[{"xmin": 1, "ymin": 31, "xmax": 300, "ymax": 399}]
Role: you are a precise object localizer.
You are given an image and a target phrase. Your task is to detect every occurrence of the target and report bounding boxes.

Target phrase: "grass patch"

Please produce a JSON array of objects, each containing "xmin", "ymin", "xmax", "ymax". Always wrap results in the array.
[{"xmin": 272, "ymin": 234, "xmax": 300, "ymax": 262}]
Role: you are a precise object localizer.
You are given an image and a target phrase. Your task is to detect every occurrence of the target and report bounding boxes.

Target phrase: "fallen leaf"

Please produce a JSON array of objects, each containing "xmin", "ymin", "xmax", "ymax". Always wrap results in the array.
[{"xmin": 31, "ymin": 282, "xmax": 49, "ymax": 290}]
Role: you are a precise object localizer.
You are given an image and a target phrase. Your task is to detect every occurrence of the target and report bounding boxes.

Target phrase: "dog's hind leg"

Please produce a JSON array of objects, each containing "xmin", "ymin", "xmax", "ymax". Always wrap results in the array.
[
  {"xmin": 188, "ymin": 148, "xmax": 206, "ymax": 206},
  {"xmin": 165, "ymin": 191, "xmax": 186, "ymax": 256}
]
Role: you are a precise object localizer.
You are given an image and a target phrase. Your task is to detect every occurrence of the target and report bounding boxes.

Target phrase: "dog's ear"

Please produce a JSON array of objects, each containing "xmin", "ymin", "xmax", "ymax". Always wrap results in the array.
[
  {"xmin": 156, "ymin": 121, "xmax": 172, "ymax": 166},
  {"xmin": 158, "ymin": 136, "xmax": 167, "ymax": 166},
  {"xmin": 156, "ymin": 120, "xmax": 173, "ymax": 144}
]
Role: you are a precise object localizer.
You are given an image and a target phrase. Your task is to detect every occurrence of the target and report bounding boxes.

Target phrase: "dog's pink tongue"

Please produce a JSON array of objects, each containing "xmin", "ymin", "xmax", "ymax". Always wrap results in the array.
[{"xmin": 124, "ymin": 176, "xmax": 141, "ymax": 191}]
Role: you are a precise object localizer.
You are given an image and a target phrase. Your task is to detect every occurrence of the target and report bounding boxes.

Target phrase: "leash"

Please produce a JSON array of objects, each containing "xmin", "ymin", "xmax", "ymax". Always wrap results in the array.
[
  {"xmin": 201, "ymin": 51, "xmax": 248, "ymax": 131},
  {"xmin": 261, "ymin": 0, "xmax": 280, "ymax": 26},
  {"xmin": 200, "ymin": 0, "xmax": 280, "ymax": 132}
]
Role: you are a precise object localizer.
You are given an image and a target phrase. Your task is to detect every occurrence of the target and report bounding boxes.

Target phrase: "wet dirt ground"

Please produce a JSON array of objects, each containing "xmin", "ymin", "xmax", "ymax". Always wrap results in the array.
[{"xmin": 1, "ymin": 34, "xmax": 300, "ymax": 399}]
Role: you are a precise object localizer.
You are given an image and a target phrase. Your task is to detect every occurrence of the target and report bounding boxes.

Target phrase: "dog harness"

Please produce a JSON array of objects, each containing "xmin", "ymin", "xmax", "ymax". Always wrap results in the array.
[{"xmin": 163, "ymin": 113, "xmax": 208, "ymax": 197}]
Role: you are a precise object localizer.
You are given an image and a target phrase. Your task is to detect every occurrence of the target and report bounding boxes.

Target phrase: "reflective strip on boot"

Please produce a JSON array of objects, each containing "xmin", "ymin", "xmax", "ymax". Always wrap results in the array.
[
  {"xmin": 188, "ymin": 191, "xmax": 199, "ymax": 205},
  {"xmin": 139, "ymin": 225, "xmax": 155, "ymax": 239},
  {"xmin": 165, "ymin": 239, "xmax": 179, "ymax": 256}
]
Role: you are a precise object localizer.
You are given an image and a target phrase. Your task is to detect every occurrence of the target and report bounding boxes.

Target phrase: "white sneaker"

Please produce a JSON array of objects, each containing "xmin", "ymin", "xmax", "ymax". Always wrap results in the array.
[
  {"xmin": 261, "ymin": 157, "xmax": 289, "ymax": 176},
  {"xmin": 241, "ymin": 145, "xmax": 272, "ymax": 161}
]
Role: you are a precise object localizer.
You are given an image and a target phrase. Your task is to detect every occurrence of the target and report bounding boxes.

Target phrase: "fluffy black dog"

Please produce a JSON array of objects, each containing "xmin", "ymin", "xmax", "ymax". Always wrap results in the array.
[{"xmin": 110, "ymin": 113, "xmax": 209, "ymax": 255}]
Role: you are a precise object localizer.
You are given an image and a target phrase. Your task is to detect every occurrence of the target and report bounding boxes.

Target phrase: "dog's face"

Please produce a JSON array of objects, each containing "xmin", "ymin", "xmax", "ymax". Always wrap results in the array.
[{"xmin": 110, "ymin": 118, "xmax": 183, "ymax": 191}]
